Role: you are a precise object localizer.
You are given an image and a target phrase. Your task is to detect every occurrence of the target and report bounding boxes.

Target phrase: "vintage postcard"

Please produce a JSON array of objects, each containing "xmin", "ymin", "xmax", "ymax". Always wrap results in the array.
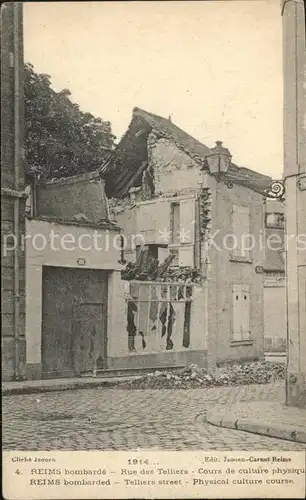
[{"xmin": 1, "ymin": 1, "xmax": 306, "ymax": 499}]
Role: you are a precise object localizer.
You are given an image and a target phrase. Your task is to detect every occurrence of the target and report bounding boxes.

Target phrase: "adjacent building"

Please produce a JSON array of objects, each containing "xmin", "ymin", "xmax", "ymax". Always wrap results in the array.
[
  {"xmin": 24, "ymin": 171, "xmax": 125, "ymax": 379},
  {"xmin": 1, "ymin": 3, "xmax": 26, "ymax": 381}
]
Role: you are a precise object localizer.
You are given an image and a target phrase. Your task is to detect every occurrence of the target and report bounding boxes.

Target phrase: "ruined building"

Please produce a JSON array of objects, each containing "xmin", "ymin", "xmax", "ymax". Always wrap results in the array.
[{"xmin": 100, "ymin": 107, "xmax": 277, "ymax": 370}]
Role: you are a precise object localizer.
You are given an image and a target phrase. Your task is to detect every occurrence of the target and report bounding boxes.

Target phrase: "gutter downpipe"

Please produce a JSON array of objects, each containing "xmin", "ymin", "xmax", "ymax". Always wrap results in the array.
[{"xmin": 13, "ymin": 3, "xmax": 21, "ymax": 380}]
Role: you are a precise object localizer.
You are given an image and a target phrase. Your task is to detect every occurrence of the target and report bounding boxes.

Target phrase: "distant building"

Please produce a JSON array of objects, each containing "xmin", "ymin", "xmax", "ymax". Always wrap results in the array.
[
  {"xmin": 263, "ymin": 199, "xmax": 286, "ymax": 354},
  {"xmin": 1, "ymin": 3, "xmax": 26, "ymax": 381}
]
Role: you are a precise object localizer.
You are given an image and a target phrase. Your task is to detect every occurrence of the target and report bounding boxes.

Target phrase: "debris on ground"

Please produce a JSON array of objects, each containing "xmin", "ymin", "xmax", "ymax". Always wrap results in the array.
[{"xmin": 116, "ymin": 361, "xmax": 286, "ymax": 390}]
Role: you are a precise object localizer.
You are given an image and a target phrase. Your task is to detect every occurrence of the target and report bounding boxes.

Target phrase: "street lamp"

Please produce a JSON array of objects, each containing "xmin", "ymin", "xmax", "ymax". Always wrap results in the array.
[{"xmin": 205, "ymin": 141, "xmax": 232, "ymax": 181}]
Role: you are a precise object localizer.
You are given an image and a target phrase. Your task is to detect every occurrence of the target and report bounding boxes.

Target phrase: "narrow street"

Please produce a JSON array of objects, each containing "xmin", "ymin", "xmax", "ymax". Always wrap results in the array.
[{"xmin": 3, "ymin": 382, "xmax": 305, "ymax": 451}]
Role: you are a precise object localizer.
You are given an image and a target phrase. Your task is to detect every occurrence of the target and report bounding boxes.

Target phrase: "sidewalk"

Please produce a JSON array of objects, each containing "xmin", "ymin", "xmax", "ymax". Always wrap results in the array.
[
  {"xmin": 205, "ymin": 400, "xmax": 306, "ymax": 444},
  {"xmin": 2, "ymin": 375, "xmax": 139, "ymax": 396}
]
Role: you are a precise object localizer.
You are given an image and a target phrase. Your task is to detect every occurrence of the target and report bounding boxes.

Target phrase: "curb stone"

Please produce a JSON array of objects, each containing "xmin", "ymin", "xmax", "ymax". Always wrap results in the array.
[{"xmin": 206, "ymin": 412, "xmax": 306, "ymax": 444}]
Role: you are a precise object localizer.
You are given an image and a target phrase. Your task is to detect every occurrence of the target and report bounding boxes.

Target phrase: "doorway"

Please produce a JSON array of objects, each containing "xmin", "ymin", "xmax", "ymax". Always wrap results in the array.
[{"xmin": 41, "ymin": 266, "xmax": 108, "ymax": 378}]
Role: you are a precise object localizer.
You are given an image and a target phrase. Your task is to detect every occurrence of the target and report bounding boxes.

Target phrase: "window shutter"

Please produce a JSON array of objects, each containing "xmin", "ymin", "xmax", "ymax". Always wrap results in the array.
[
  {"xmin": 232, "ymin": 205, "xmax": 250, "ymax": 257},
  {"xmin": 241, "ymin": 288, "xmax": 251, "ymax": 339},
  {"xmin": 138, "ymin": 203, "xmax": 156, "ymax": 232},
  {"xmin": 138, "ymin": 201, "xmax": 169, "ymax": 244},
  {"xmin": 232, "ymin": 285, "xmax": 251, "ymax": 340},
  {"xmin": 179, "ymin": 198, "xmax": 195, "ymax": 244}
]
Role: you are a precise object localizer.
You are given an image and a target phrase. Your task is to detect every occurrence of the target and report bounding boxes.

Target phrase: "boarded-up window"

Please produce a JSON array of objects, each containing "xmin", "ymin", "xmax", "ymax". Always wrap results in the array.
[
  {"xmin": 232, "ymin": 205, "xmax": 251, "ymax": 258},
  {"xmin": 232, "ymin": 285, "xmax": 251, "ymax": 340}
]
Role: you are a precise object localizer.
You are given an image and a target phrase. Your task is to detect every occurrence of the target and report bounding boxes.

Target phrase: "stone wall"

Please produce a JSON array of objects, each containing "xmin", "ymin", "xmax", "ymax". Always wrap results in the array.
[
  {"xmin": 36, "ymin": 172, "xmax": 109, "ymax": 223},
  {"xmin": 25, "ymin": 218, "xmax": 124, "ymax": 379},
  {"xmin": 1, "ymin": 4, "xmax": 26, "ymax": 381},
  {"xmin": 206, "ymin": 178, "xmax": 265, "ymax": 366},
  {"xmin": 147, "ymin": 132, "xmax": 201, "ymax": 194}
]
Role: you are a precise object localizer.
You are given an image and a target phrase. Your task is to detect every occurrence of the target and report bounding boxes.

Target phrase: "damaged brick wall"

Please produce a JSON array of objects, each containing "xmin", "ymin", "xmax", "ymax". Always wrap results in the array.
[
  {"xmin": 108, "ymin": 131, "xmax": 208, "ymax": 268},
  {"xmin": 147, "ymin": 132, "xmax": 202, "ymax": 194}
]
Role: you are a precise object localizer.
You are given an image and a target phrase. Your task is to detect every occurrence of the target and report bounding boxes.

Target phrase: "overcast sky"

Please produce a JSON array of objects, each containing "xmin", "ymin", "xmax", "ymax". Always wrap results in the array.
[{"xmin": 24, "ymin": 1, "xmax": 283, "ymax": 178}]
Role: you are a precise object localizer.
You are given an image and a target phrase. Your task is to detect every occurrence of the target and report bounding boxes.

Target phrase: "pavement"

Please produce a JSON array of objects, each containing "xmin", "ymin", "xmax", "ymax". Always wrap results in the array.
[
  {"xmin": 2, "ymin": 381, "xmax": 306, "ymax": 451},
  {"xmin": 1, "ymin": 375, "xmax": 139, "ymax": 395}
]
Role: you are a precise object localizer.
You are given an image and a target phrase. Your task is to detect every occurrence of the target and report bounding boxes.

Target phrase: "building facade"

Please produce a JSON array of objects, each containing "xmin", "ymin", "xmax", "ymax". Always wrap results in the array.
[
  {"xmin": 282, "ymin": 0, "xmax": 306, "ymax": 407},
  {"xmin": 25, "ymin": 171, "xmax": 126, "ymax": 379},
  {"xmin": 102, "ymin": 108, "xmax": 275, "ymax": 370}
]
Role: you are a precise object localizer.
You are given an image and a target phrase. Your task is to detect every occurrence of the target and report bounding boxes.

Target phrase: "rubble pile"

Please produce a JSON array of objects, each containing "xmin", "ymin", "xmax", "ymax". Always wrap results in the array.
[
  {"xmin": 157, "ymin": 267, "xmax": 202, "ymax": 284},
  {"xmin": 121, "ymin": 247, "xmax": 202, "ymax": 283},
  {"xmin": 108, "ymin": 197, "xmax": 134, "ymax": 216},
  {"xmin": 118, "ymin": 361, "xmax": 286, "ymax": 390}
]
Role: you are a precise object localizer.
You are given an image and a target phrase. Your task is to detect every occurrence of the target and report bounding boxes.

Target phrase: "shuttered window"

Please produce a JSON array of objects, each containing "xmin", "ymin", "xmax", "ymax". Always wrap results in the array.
[
  {"xmin": 232, "ymin": 205, "xmax": 251, "ymax": 258},
  {"xmin": 232, "ymin": 285, "xmax": 251, "ymax": 340},
  {"xmin": 178, "ymin": 198, "xmax": 195, "ymax": 266},
  {"xmin": 179, "ymin": 198, "xmax": 195, "ymax": 244},
  {"xmin": 169, "ymin": 198, "xmax": 195, "ymax": 267}
]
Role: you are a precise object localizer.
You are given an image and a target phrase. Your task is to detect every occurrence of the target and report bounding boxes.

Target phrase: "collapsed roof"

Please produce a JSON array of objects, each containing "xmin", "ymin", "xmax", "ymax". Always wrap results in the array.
[{"xmin": 100, "ymin": 107, "xmax": 272, "ymax": 199}]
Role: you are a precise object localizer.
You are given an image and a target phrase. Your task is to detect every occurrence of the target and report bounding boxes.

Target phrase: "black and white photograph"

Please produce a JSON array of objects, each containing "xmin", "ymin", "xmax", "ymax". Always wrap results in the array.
[{"xmin": 1, "ymin": 0, "xmax": 306, "ymax": 498}]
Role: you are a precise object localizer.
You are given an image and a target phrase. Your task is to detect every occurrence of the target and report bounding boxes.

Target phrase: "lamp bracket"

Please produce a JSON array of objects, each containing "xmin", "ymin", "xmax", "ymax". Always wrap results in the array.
[{"xmin": 264, "ymin": 180, "xmax": 285, "ymax": 199}]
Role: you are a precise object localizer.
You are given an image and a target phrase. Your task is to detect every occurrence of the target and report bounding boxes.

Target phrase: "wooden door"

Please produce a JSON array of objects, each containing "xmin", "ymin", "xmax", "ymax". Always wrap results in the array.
[
  {"xmin": 42, "ymin": 267, "xmax": 108, "ymax": 378},
  {"xmin": 42, "ymin": 267, "xmax": 74, "ymax": 378},
  {"xmin": 72, "ymin": 302, "xmax": 107, "ymax": 374}
]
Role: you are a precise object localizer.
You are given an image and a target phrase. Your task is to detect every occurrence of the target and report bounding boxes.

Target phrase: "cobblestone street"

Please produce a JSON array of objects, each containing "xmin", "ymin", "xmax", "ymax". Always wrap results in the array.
[{"xmin": 3, "ymin": 382, "xmax": 306, "ymax": 451}]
